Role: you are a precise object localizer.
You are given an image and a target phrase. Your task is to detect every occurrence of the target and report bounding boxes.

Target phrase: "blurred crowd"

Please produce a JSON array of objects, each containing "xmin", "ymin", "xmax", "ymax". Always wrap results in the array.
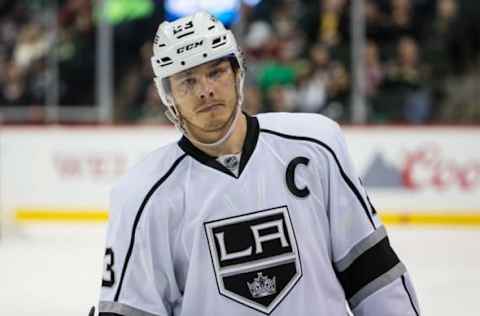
[
  {"xmin": 240, "ymin": 0, "xmax": 480, "ymax": 124},
  {"xmin": 0, "ymin": 0, "xmax": 96, "ymax": 107},
  {"xmin": 0, "ymin": 0, "xmax": 479, "ymax": 124}
]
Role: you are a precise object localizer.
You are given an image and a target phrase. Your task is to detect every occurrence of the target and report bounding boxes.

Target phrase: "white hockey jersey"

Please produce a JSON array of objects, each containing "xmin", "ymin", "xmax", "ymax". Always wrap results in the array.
[{"xmin": 98, "ymin": 113, "xmax": 420, "ymax": 316}]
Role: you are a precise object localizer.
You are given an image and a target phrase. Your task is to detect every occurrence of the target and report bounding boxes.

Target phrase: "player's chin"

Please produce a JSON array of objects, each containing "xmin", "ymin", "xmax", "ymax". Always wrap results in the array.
[
  {"xmin": 203, "ymin": 113, "xmax": 233, "ymax": 131},
  {"xmin": 202, "ymin": 119, "xmax": 228, "ymax": 132}
]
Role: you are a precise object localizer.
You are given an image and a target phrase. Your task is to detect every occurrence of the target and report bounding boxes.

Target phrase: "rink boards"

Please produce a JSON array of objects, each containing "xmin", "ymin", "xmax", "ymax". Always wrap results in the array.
[{"xmin": 1, "ymin": 125, "xmax": 479, "ymax": 226}]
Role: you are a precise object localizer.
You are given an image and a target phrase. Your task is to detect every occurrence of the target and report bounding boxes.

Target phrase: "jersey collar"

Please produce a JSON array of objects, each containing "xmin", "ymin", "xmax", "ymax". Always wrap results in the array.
[{"xmin": 178, "ymin": 113, "xmax": 259, "ymax": 178}]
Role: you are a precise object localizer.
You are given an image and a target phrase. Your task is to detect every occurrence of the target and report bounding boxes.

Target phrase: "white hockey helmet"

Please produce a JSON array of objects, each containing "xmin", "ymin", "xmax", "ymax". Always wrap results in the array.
[{"xmin": 151, "ymin": 11, "xmax": 245, "ymax": 131}]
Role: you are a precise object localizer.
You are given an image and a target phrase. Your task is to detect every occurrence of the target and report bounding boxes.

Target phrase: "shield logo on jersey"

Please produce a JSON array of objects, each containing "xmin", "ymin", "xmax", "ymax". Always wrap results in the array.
[{"xmin": 204, "ymin": 206, "xmax": 302, "ymax": 314}]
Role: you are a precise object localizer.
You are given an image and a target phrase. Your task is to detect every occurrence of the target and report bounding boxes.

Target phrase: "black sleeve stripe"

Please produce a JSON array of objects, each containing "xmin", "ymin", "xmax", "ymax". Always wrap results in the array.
[
  {"xmin": 99, "ymin": 313, "xmax": 124, "ymax": 316},
  {"xmin": 335, "ymin": 226, "xmax": 387, "ymax": 272},
  {"xmin": 402, "ymin": 275, "xmax": 420, "ymax": 316},
  {"xmin": 260, "ymin": 129, "xmax": 376, "ymax": 228},
  {"xmin": 349, "ymin": 262, "xmax": 406, "ymax": 309},
  {"xmin": 335, "ymin": 236, "xmax": 401, "ymax": 301},
  {"xmin": 114, "ymin": 154, "xmax": 187, "ymax": 302}
]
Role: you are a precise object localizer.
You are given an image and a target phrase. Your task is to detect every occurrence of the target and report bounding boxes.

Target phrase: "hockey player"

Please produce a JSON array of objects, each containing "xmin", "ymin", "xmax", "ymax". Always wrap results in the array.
[{"xmin": 96, "ymin": 11, "xmax": 421, "ymax": 316}]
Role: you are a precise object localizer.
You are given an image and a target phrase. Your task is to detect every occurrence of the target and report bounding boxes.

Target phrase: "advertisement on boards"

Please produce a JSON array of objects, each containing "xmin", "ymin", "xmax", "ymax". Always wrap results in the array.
[{"xmin": 1, "ymin": 126, "xmax": 479, "ymax": 225}]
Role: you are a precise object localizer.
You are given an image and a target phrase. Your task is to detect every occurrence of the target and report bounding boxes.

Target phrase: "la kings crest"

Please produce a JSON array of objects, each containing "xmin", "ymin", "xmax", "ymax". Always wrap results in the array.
[{"xmin": 204, "ymin": 206, "xmax": 302, "ymax": 314}]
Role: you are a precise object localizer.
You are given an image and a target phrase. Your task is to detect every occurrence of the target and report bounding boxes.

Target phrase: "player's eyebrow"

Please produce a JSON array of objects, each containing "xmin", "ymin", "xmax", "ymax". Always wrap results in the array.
[
  {"xmin": 174, "ymin": 59, "xmax": 228, "ymax": 80},
  {"xmin": 174, "ymin": 69, "xmax": 194, "ymax": 80},
  {"xmin": 208, "ymin": 59, "xmax": 227, "ymax": 68}
]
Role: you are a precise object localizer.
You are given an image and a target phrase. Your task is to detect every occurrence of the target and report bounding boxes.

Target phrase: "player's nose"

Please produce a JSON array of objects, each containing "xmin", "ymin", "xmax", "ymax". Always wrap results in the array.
[{"xmin": 196, "ymin": 77, "xmax": 216, "ymax": 100}]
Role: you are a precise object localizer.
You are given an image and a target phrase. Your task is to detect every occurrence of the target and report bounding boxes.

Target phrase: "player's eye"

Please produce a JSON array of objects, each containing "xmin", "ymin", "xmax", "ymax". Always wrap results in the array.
[
  {"xmin": 173, "ymin": 77, "xmax": 197, "ymax": 96},
  {"xmin": 209, "ymin": 65, "xmax": 228, "ymax": 79},
  {"xmin": 181, "ymin": 78, "xmax": 196, "ymax": 88},
  {"xmin": 188, "ymin": 78, "xmax": 197, "ymax": 85}
]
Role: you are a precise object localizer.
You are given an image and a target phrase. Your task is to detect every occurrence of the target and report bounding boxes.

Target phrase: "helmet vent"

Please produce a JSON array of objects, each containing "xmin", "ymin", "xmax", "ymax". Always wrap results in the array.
[
  {"xmin": 160, "ymin": 57, "xmax": 173, "ymax": 66},
  {"xmin": 212, "ymin": 36, "xmax": 227, "ymax": 49},
  {"xmin": 208, "ymin": 25, "xmax": 215, "ymax": 30}
]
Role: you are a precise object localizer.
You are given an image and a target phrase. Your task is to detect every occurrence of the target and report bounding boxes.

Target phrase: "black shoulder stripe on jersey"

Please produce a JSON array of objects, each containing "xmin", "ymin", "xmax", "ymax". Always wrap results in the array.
[
  {"xmin": 402, "ymin": 275, "xmax": 420, "ymax": 316},
  {"xmin": 260, "ymin": 129, "xmax": 376, "ymax": 228},
  {"xmin": 114, "ymin": 154, "xmax": 187, "ymax": 302},
  {"xmin": 336, "ymin": 236, "xmax": 401, "ymax": 302},
  {"xmin": 99, "ymin": 313, "xmax": 124, "ymax": 316}
]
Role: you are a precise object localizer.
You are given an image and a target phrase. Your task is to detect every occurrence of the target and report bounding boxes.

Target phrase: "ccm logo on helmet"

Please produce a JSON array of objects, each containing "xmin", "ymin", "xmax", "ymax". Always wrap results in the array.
[{"xmin": 177, "ymin": 40, "xmax": 204, "ymax": 54}]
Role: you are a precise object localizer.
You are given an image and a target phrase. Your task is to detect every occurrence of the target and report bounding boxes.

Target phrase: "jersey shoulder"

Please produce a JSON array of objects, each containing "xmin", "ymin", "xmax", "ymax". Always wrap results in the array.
[
  {"xmin": 110, "ymin": 142, "xmax": 186, "ymax": 220},
  {"xmin": 256, "ymin": 112, "xmax": 343, "ymax": 145}
]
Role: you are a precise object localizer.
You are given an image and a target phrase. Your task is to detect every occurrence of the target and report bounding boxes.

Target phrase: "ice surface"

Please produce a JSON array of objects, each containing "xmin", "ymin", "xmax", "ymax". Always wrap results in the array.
[{"xmin": 1, "ymin": 224, "xmax": 478, "ymax": 315}]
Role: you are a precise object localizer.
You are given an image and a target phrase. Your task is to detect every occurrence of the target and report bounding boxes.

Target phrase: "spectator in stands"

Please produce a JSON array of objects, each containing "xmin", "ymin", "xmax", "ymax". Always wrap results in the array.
[
  {"xmin": 115, "ymin": 41, "xmax": 156, "ymax": 122},
  {"xmin": 318, "ymin": 0, "xmax": 347, "ymax": 47},
  {"xmin": 444, "ymin": 0, "xmax": 480, "ymax": 73},
  {"xmin": 380, "ymin": 36, "xmax": 432, "ymax": 123},
  {"xmin": 440, "ymin": 68, "xmax": 480, "ymax": 124},
  {"xmin": 243, "ymin": 20, "xmax": 275, "ymax": 92},
  {"xmin": 0, "ymin": 0, "xmax": 478, "ymax": 125},
  {"xmin": 390, "ymin": 0, "xmax": 415, "ymax": 36},
  {"xmin": 296, "ymin": 44, "xmax": 332, "ymax": 113},
  {"xmin": 325, "ymin": 61, "xmax": 350, "ymax": 121},
  {"xmin": 370, "ymin": 0, "xmax": 423, "ymax": 47},
  {"xmin": 57, "ymin": 0, "xmax": 95, "ymax": 106},
  {"xmin": 257, "ymin": 36, "xmax": 299, "ymax": 108},
  {"xmin": 365, "ymin": 0, "xmax": 390, "ymax": 42},
  {"xmin": 295, "ymin": 42, "xmax": 350, "ymax": 122},
  {"xmin": 270, "ymin": 0, "xmax": 297, "ymax": 39},
  {"xmin": 1, "ymin": 62, "xmax": 31, "ymax": 105},
  {"xmin": 14, "ymin": 22, "xmax": 51, "ymax": 70},
  {"xmin": 104, "ymin": 0, "xmax": 158, "ymax": 79},
  {"xmin": 365, "ymin": 40, "xmax": 385, "ymax": 98},
  {"xmin": 423, "ymin": 0, "xmax": 459, "ymax": 77},
  {"xmin": 265, "ymin": 85, "xmax": 296, "ymax": 113}
]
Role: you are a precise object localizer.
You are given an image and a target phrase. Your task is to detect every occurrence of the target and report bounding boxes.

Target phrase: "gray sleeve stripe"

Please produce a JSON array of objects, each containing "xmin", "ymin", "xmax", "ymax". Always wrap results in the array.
[
  {"xmin": 99, "ymin": 301, "xmax": 163, "ymax": 316},
  {"xmin": 334, "ymin": 226, "xmax": 387, "ymax": 272},
  {"xmin": 349, "ymin": 262, "xmax": 407, "ymax": 309}
]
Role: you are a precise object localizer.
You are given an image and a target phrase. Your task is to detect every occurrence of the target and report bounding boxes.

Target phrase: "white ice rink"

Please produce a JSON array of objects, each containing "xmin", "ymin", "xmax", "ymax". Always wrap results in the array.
[{"xmin": 1, "ymin": 224, "xmax": 479, "ymax": 315}]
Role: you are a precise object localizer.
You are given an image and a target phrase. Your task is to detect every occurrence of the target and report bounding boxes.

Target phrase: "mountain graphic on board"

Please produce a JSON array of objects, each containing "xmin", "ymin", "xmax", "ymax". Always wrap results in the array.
[{"xmin": 362, "ymin": 152, "xmax": 403, "ymax": 188}]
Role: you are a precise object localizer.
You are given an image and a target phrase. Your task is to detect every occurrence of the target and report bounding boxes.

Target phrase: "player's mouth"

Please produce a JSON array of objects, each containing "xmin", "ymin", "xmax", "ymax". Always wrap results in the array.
[{"xmin": 197, "ymin": 103, "xmax": 224, "ymax": 113}]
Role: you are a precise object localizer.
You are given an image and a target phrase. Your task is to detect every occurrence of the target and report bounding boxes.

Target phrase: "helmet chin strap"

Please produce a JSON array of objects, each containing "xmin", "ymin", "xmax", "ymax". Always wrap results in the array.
[{"xmin": 182, "ymin": 102, "xmax": 242, "ymax": 148}]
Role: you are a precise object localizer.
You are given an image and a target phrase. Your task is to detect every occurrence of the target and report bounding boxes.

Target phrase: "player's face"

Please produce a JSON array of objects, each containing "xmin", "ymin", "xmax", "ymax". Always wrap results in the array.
[{"xmin": 169, "ymin": 59, "xmax": 238, "ymax": 141}]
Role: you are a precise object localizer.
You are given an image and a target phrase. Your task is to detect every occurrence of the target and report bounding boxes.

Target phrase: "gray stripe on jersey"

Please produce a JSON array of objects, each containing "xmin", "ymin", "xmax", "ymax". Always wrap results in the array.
[
  {"xmin": 349, "ymin": 262, "xmax": 407, "ymax": 309},
  {"xmin": 99, "ymin": 301, "xmax": 160, "ymax": 316},
  {"xmin": 335, "ymin": 226, "xmax": 387, "ymax": 272}
]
